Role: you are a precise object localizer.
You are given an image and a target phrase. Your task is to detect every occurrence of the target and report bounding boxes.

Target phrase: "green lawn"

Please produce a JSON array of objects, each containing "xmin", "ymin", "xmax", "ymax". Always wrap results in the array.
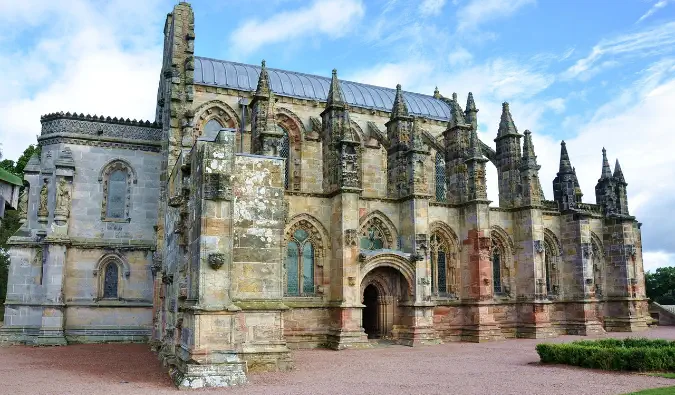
[
  {"xmin": 624, "ymin": 387, "xmax": 675, "ymax": 395},
  {"xmin": 649, "ymin": 373, "xmax": 675, "ymax": 379}
]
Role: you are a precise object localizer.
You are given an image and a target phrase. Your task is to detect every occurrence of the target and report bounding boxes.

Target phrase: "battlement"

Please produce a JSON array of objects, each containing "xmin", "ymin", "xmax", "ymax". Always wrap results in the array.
[{"xmin": 40, "ymin": 111, "xmax": 161, "ymax": 128}]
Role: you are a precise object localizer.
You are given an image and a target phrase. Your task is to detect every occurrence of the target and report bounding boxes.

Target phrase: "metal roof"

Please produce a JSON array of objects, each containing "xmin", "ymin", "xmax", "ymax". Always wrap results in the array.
[
  {"xmin": 0, "ymin": 168, "xmax": 22, "ymax": 186},
  {"xmin": 194, "ymin": 57, "xmax": 452, "ymax": 121}
]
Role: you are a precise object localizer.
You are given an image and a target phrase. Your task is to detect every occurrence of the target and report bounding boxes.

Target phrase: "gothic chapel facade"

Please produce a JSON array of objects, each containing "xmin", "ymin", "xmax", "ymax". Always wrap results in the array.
[{"xmin": 1, "ymin": 2, "xmax": 649, "ymax": 389}]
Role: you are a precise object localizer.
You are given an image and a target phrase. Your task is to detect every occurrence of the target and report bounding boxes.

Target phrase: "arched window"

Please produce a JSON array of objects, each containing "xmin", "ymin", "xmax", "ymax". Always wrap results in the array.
[
  {"xmin": 279, "ymin": 129, "xmax": 290, "ymax": 189},
  {"xmin": 106, "ymin": 170, "xmax": 127, "ymax": 219},
  {"xmin": 592, "ymin": 240, "xmax": 603, "ymax": 298},
  {"xmin": 544, "ymin": 242, "xmax": 554, "ymax": 295},
  {"xmin": 358, "ymin": 212, "xmax": 397, "ymax": 251},
  {"xmin": 203, "ymin": 119, "xmax": 223, "ymax": 135},
  {"xmin": 492, "ymin": 240, "xmax": 502, "ymax": 295},
  {"xmin": 360, "ymin": 226, "xmax": 385, "ymax": 250},
  {"xmin": 103, "ymin": 262, "xmax": 119, "ymax": 299},
  {"xmin": 286, "ymin": 229, "xmax": 315, "ymax": 296},
  {"xmin": 435, "ymin": 152, "xmax": 446, "ymax": 202},
  {"xmin": 100, "ymin": 160, "xmax": 135, "ymax": 221},
  {"xmin": 429, "ymin": 227, "xmax": 459, "ymax": 297}
]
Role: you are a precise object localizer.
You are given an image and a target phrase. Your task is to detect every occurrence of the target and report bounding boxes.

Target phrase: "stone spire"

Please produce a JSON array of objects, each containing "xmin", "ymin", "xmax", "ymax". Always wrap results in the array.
[
  {"xmin": 255, "ymin": 60, "xmax": 271, "ymax": 98},
  {"xmin": 558, "ymin": 141, "xmax": 573, "ymax": 174},
  {"xmin": 326, "ymin": 69, "xmax": 346, "ymax": 107},
  {"xmin": 465, "ymin": 122, "xmax": 489, "ymax": 201},
  {"xmin": 600, "ymin": 147, "xmax": 612, "ymax": 180},
  {"xmin": 614, "ymin": 159, "xmax": 626, "ymax": 183},
  {"xmin": 390, "ymin": 84, "xmax": 409, "ymax": 120},
  {"xmin": 497, "ymin": 102, "xmax": 518, "ymax": 138},
  {"xmin": 521, "ymin": 130, "xmax": 539, "ymax": 169},
  {"xmin": 464, "ymin": 92, "xmax": 478, "ymax": 131}
]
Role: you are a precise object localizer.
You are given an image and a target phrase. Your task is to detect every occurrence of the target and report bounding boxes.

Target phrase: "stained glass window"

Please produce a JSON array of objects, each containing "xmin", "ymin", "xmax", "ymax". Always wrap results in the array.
[
  {"xmin": 435, "ymin": 152, "xmax": 446, "ymax": 202},
  {"xmin": 279, "ymin": 130, "xmax": 290, "ymax": 189},
  {"xmin": 286, "ymin": 229, "xmax": 316, "ymax": 296},
  {"xmin": 103, "ymin": 263, "xmax": 119, "ymax": 299},
  {"xmin": 492, "ymin": 246, "xmax": 502, "ymax": 294},
  {"xmin": 360, "ymin": 227, "xmax": 384, "ymax": 250},
  {"xmin": 545, "ymin": 243, "xmax": 553, "ymax": 294},
  {"xmin": 204, "ymin": 119, "xmax": 223, "ymax": 135},
  {"xmin": 286, "ymin": 241, "xmax": 299, "ymax": 296},
  {"xmin": 106, "ymin": 170, "xmax": 127, "ymax": 219},
  {"xmin": 437, "ymin": 251, "xmax": 447, "ymax": 294}
]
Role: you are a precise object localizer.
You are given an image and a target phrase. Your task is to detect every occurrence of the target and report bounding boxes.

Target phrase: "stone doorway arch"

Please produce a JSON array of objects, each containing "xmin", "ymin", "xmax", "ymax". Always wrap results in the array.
[{"xmin": 360, "ymin": 265, "xmax": 411, "ymax": 339}]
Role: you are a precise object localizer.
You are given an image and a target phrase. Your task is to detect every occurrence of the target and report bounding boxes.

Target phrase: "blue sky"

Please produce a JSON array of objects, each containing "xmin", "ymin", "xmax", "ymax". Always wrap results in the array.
[{"xmin": 0, "ymin": 0, "xmax": 674, "ymax": 270}]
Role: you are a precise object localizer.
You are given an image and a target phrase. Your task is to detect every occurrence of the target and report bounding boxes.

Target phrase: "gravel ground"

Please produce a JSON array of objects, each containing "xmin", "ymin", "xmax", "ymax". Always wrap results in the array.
[{"xmin": 2, "ymin": 328, "xmax": 675, "ymax": 395}]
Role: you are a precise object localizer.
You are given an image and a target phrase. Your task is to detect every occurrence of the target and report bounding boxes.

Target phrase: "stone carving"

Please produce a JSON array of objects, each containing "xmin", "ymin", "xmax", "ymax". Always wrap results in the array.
[
  {"xmin": 581, "ymin": 243, "xmax": 593, "ymax": 259},
  {"xmin": 55, "ymin": 178, "xmax": 71, "ymax": 217},
  {"xmin": 18, "ymin": 189, "xmax": 28, "ymax": 222},
  {"xmin": 624, "ymin": 244, "xmax": 637, "ymax": 257},
  {"xmin": 344, "ymin": 229, "xmax": 358, "ymax": 247},
  {"xmin": 38, "ymin": 180, "xmax": 49, "ymax": 217},
  {"xmin": 533, "ymin": 240, "xmax": 544, "ymax": 253},
  {"xmin": 40, "ymin": 112, "xmax": 161, "ymax": 142}
]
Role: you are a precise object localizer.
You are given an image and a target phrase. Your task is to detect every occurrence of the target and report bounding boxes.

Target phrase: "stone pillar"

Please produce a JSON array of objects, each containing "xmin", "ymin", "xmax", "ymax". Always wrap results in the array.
[
  {"xmin": 603, "ymin": 218, "xmax": 648, "ymax": 332},
  {"xmin": 461, "ymin": 203, "xmax": 503, "ymax": 342},
  {"xmin": 326, "ymin": 191, "xmax": 370, "ymax": 350}
]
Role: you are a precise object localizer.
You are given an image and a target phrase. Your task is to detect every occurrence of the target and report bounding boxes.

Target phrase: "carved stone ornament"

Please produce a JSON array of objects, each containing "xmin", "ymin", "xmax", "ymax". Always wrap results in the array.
[
  {"xmin": 55, "ymin": 178, "xmax": 71, "ymax": 217},
  {"xmin": 344, "ymin": 229, "xmax": 358, "ymax": 247},
  {"xmin": 409, "ymin": 253, "xmax": 424, "ymax": 263},
  {"xmin": 418, "ymin": 277, "xmax": 431, "ymax": 285},
  {"xmin": 208, "ymin": 253, "xmax": 227, "ymax": 270},
  {"xmin": 38, "ymin": 179, "xmax": 49, "ymax": 217},
  {"xmin": 348, "ymin": 276, "xmax": 356, "ymax": 286},
  {"xmin": 624, "ymin": 244, "xmax": 637, "ymax": 257},
  {"xmin": 358, "ymin": 252, "xmax": 367, "ymax": 262},
  {"xmin": 581, "ymin": 243, "xmax": 593, "ymax": 259},
  {"xmin": 533, "ymin": 240, "xmax": 544, "ymax": 254}
]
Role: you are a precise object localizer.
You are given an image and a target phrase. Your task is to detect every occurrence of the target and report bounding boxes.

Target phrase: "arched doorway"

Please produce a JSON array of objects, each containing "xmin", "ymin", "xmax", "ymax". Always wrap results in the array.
[
  {"xmin": 363, "ymin": 284, "xmax": 379, "ymax": 338},
  {"xmin": 361, "ymin": 266, "xmax": 411, "ymax": 340}
]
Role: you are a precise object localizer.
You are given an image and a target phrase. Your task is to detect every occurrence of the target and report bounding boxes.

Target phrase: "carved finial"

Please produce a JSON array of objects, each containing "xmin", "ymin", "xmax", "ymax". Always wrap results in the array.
[
  {"xmin": 433, "ymin": 86, "xmax": 440, "ymax": 98},
  {"xmin": 255, "ymin": 59, "xmax": 271, "ymax": 97},
  {"xmin": 522, "ymin": 130, "xmax": 539, "ymax": 168},
  {"xmin": 497, "ymin": 102, "xmax": 518, "ymax": 138},
  {"xmin": 390, "ymin": 83, "xmax": 409, "ymax": 120},
  {"xmin": 452, "ymin": 92, "xmax": 458, "ymax": 101},
  {"xmin": 465, "ymin": 92, "xmax": 477, "ymax": 112},
  {"xmin": 261, "ymin": 59, "xmax": 266, "ymax": 68},
  {"xmin": 326, "ymin": 68, "xmax": 345, "ymax": 107}
]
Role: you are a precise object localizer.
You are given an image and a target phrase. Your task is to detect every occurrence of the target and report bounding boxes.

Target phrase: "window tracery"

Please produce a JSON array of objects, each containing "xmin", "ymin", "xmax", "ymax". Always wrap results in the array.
[
  {"xmin": 94, "ymin": 253, "xmax": 129, "ymax": 301},
  {"xmin": 358, "ymin": 213, "xmax": 396, "ymax": 250},
  {"xmin": 100, "ymin": 160, "xmax": 135, "ymax": 222},
  {"xmin": 492, "ymin": 239, "xmax": 503, "ymax": 295},
  {"xmin": 279, "ymin": 129, "xmax": 290, "ymax": 190},
  {"xmin": 543, "ymin": 230, "xmax": 562, "ymax": 298},
  {"xmin": 284, "ymin": 217, "xmax": 326, "ymax": 297},
  {"xmin": 429, "ymin": 227, "xmax": 458, "ymax": 296},
  {"xmin": 435, "ymin": 152, "xmax": 446, "ymax": 202}
]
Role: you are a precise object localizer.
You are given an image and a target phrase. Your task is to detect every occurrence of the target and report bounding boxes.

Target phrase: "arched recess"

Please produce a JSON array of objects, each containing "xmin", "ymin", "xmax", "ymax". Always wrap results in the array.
[
  {"xmin": 590, "ymin": 231, "xmax": 605, "ymax": 299},
  {"xmin": 284, "ymin": 214, "xmax": 329, "ymax": 296},
  {"xmin": 429, "ymin": 221, "xmax": 460, "ymax": 296},
  {"xmin": 349, "ymin": 120, "xmax": 365, "ymax": 146},
  {"xmin": 99, "ymin": 159, "xmax": 136, "ymax": 222},
  {"xmin": 490, "ymin": 225, "xmax": 515, "ymax": 297},
  {"xmin": 277, "ymin": 108, "xmax": 303, "ymax": 191},
  {"xmin": 543, "ymin": 229, "xmax": 562, "ymax": 298},
  {"xmin": 359, "ymin": 253, "xmax": 414, "ymax": 298},
  {"xmin": 93, "ymin": 253, "xmax": 130, "ymax": 300},
  {"xmin": 358, "ymin": 210, "xmax": 399, "ymax": 250},
  {"xmin": 192, "ymin": 100, "xmax": 240, "ymax": 146}
]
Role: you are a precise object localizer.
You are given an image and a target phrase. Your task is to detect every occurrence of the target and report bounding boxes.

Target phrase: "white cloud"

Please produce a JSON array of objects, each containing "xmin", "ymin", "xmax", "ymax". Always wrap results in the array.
[
  {"xmin": 229, "ymin": 0, "xmax": 365, "ymax": 56},
  {"xmin": 643, "ymin": 251, "xmax": 675, "ymax": 272},
  {"xmin": 0, "ymin": 0, "xmax": 166, "ymax": 161},
  {"xmin": 448, "ymin": 46, "xmax": 473, "ymax": 66},
  {"xmin": 562, "ymin": 21, "xmax": 675, "ymax": 80},
  {"xmin": 419, "ymin": 0, "xmax": 447, "ymax": 16},
  {"xmin": 637, "ymin": 0, "xmax": 671, "ymax": 24},
  {"xmin": 456, "ymin": 0, "xmax": 536, "ymax": 33}
]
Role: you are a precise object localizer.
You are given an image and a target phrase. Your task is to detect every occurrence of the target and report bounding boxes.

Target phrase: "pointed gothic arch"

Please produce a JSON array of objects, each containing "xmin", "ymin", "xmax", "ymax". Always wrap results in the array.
[
  {"xmin": 276, "ymin": 108, "xmax": 303, "ymax": 191},
  {"xmin": 99, "ymin": 159, "xmax": 136, "ymax": 222},
  {"xmin": 544, "ymin": 228, "xmax": 562, "ymax": 298},
  {"xmin": 192, "ymin": 100, "xmax": 240, "ymax": 147},
  {"xmin": 490, "ymin": 225, "xmax": 515, "ymax": 297},
  {"xmin": 590, "ymin": 231, "xmax": 605, "ymax": 299},
  {"xmin": 93, "ymin": 253, "xmax": 130, "ymax": 300},
  {"xmin": 358, "ymin": 210, "xmax": 398, "ymax": 250},
  {"xmin": 284, "ymin": 214, "xmax": 328, "ymax": 296},
  {"xmin": 429, "ymin": 221, "xmax": 460, "ymax": 296}
]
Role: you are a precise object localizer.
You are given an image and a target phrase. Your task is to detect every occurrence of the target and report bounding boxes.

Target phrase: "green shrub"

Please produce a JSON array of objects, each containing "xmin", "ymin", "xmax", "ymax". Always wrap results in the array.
[{"xmin": 536, "ymin": 338, "xmax": 675, "ymax": 372}]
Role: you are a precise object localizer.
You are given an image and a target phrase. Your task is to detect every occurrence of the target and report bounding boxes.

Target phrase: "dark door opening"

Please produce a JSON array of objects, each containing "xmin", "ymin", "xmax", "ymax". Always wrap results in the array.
[{"xmin": 363, "ymin": 284, "xmax": 379, "ymax": 338}]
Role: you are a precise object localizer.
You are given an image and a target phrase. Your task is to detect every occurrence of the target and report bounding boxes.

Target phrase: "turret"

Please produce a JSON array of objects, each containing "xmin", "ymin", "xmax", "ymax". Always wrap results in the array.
[
  {"xmin": 552, "ymin": 141, "xmax": 580, "ymax": 211},
  {"xmin": 442, "ymin": 93, "xmax": 472, "ymax": 204},
  {"xmin": 595, "ymin": 148, "xmax": 618, "ymax": 214},
  {"xmin": 250, "ymin": 60, "xmax": 284, "ymax": 156},
  {"xmin": 519, "ymin": 130, "xmax": 542, "ymax": 206},
  {"xmin": 494, "ymin": 102, "xmax": 522, "ymax": 207},
  {"xmin": 465, "ymin": 123, "xmax": 489, "ymax": 202},
  {"xmin": 386, "ymin": 85, "xmax": 429, "ymax": 198},
  {"xmin": 321, "ymin": 69, "xmax": 361, "ymax": 193}
]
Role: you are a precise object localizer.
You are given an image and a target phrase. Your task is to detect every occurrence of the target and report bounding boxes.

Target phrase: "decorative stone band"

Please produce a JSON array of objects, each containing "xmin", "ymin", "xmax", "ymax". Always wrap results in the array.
[{"xmin": 40, "ymin": 113, "xmax": 162, "ymax": 142}]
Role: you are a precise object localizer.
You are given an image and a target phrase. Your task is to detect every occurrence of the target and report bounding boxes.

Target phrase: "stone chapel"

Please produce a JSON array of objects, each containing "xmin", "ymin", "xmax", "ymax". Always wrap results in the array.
[{"xmin": 0, "ymin": 2, "xmax": 649, "ymax": 389}]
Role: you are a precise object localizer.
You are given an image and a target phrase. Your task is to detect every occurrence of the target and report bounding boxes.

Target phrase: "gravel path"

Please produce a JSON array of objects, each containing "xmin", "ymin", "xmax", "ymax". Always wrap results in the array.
[{"xmin": 2, "ymin": 328, "xmax": 675, "ymax": 395}]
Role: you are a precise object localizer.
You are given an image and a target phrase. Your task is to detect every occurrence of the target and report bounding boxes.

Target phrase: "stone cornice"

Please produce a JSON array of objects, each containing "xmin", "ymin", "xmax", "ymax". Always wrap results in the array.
[{"xmin": 41, "ymin": 111, "xmax": 161, "ymax": 128}]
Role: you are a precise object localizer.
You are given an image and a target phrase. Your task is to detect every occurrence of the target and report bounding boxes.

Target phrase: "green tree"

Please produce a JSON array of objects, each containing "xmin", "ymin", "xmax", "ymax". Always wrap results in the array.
[{"xmin": 646, "ymin": 266, "xmax": 675, "ymax": 305}]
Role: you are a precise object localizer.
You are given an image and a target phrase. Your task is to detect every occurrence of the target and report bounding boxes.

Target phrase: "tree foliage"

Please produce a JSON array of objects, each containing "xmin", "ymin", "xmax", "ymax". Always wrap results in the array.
[{"xmin": 646, "ymin": 266, "xmax": 675, "ymax": 305}]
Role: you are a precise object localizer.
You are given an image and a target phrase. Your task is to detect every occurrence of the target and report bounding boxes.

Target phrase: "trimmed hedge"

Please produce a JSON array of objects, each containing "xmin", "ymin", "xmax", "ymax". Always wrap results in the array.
[{"xmin": 536, "ymin": 338, "xmax": 675, "ymax": 372}]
